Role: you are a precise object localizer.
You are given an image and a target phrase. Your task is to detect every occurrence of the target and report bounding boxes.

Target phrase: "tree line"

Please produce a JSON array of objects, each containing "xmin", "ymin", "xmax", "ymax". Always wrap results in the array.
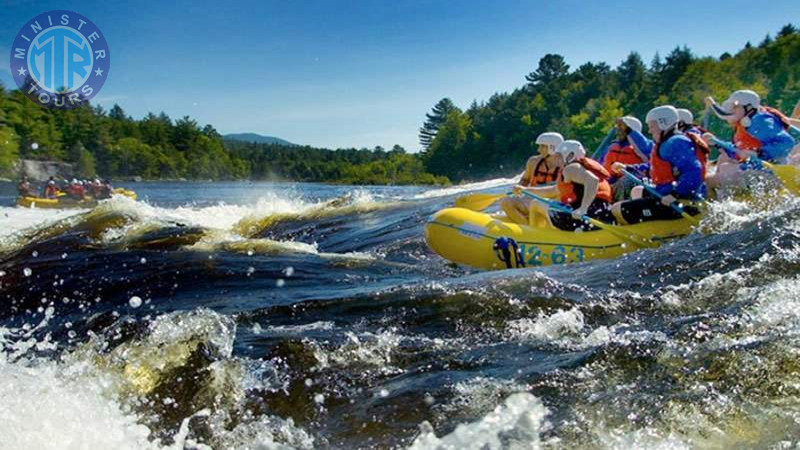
[
  {"xmin": 419, "ymin": 24, "xmax": 800, "ymax": 182},
  {"xmin": 0, "ymin": 88, "xmax": 447, "ymax": 185}
]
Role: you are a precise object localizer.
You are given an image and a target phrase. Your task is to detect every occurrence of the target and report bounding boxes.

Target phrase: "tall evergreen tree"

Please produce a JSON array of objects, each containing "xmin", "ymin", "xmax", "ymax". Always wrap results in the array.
[
  {"xmin": 419, "ymin": 98, "xmax": 455, "ymax": 149},
  {"xmin": 525, "ymin": 54, "xmax": 570, "ymax": 88}
]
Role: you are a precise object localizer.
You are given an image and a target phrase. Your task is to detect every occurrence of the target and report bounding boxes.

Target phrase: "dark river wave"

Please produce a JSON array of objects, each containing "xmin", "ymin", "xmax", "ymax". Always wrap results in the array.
[{"xmin": 2, "ymin": 180, "xmax": 800, "ymax": 449}]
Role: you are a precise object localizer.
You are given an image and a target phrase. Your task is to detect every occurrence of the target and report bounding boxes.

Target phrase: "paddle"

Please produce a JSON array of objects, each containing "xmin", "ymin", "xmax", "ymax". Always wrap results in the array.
[
  {"xmin": 619, "ymin": 169, "xmax": 701, "ymax": 225},
  {"xmin": 519, "ymin": 191, "xmax": 658, "ymax": 249},
  {"xmin": 709, "ymin": 135, "xmax": 800, "ymax": 196},
  {"xmin": 454, "ymin": 192, "xmax": 509, "ymax": 211}
]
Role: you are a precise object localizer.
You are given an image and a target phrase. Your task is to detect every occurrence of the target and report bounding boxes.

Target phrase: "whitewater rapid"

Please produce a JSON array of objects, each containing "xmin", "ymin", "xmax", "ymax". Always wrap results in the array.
[{"xmin": 3, "ymin": 180, "xmax": 800, "ymax": 449}]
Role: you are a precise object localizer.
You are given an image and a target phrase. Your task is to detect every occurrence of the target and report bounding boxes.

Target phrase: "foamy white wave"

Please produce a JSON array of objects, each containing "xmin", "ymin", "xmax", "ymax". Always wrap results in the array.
[
  {"xmin": 0, "ymin": 356, "xmax": 165, "ymax": 450},
  {"xmin": 312, "ymin": 329, "xmax": 403, "ymax": 373},
  {"xmin": 436, "ymin": 377, "xmax": 530, "ymax": 422},
  {"xmin": 506, "ymin": 308, "xmax": 585, "ymax": 342},
  {"xmin": 98, "ymin": 192, "xmax": 313, "ymax": 231},
  {"xmin": 0, "ymin": 308, "xmax": 316, "ymax": 450},
  {"xmin": 409, "ymin": 392, "xmax": 549, "ymax": 450},
  {"xmin": 0, "ymin": 206, "xmax": 85, "ymax": 239},
  {"xmin": 0, "ymin": 314, "xmax": 166, "ymax": 450},
  {"xmin": 412, "ymin": 177, "xmax": 516, "ymax": 200},
  {"xmin": 183, "ymin": 232, "xmax": 375, "ymax": 262}
]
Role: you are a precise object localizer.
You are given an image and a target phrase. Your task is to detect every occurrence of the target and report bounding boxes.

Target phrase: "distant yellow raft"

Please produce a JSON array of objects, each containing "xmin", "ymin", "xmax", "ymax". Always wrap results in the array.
[
  {"xmin": 16, "ymin": 188, "xmax": 137, "ymax": 209},
  {"xmin": 424, "ymin": 207, "xmax": 698, "ymax": 270}
]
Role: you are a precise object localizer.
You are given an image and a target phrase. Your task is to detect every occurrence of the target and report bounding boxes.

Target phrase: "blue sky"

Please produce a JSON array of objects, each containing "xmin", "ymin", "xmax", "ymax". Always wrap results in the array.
[{"xmin": 2, "ymin": 0, "xmax": 799, "ymax": 151}]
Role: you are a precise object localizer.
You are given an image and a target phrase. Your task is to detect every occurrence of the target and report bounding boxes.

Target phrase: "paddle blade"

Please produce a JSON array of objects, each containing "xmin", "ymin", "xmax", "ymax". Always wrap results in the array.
[
  {"xmin": 454, "ymin": 193, "xmax": 506, "ymax": 211},
  {"xmin": 765, "ymin": 162, "xmax": 800, "ymax": 196}
]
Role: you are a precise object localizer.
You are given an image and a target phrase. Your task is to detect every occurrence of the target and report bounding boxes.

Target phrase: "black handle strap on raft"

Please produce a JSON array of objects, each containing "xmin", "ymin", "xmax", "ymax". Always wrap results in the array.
[{"xmin": 493, "ymin": 237, "xmax": 525, "ymax": 269}]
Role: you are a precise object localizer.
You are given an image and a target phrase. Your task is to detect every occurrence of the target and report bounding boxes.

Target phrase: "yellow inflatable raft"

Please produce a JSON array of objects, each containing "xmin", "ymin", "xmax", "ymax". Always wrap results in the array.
[
  {"xmin": 16, "ymin": 188, "xmax": 137, "ymax": 209},
  {"xmin": 425, "ymin": 207, "xmax": 697, "ymax": 270}
]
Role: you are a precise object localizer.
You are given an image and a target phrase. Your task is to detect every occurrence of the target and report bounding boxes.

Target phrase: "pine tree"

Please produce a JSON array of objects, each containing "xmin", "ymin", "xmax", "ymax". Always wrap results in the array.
[
  {"xmin": 777, "ymin": 24, "xmax": 797, "ymax": 38},
  {"xmin": 419, "ymin": 98, "xmax": 455, "ymax": 149},
  {"xmin": 525, "ymin": 54, "xmax": 569, "ymax": 88}
]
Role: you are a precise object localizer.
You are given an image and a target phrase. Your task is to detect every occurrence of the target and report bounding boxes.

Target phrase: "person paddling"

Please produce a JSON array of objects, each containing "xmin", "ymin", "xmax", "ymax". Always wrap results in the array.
[
  {"xmin": 500, "ymin": 131, "xmax": 564, "ymax": 224},
  {"xmin": 67, "ymin": 179, "xmax": 86, "ymax": 200},
  {"xmin": 516, "ymin": 140, "xmax": 615, "ymax": 231},
  {"xmin": 611, "ymin": 105, "xmax": 707, "ymax": 224},
  {"xmin": 602, "ymin": 116, "xmax": 648, "ymax": 200},
  {"xmin": 703, "ymin": 90, "xmax": 796, "ymax": 190},
  {"xmin": 43, "ymin": 178, "xmax": 59, "ymax": 199},
  {"xmin": 704, "ymin": 90, "xmax": 795, "ymax": 162},
  {"xmin": 17, "ymin": 176, "xmax": 35, "ymax": 197}
]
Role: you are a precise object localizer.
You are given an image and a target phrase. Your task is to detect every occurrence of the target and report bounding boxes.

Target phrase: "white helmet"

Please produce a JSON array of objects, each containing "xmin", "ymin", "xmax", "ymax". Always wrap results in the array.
[
  {"xmin": 645, "ymin": 105, "xmax": 680, "ymax": 132},
  {"xmin": 725, "ymin": 89, "xmax": 760, "ymax": 109},
  {"xmin": 620, "ymin": 116, "xmax": 642, "ymax": 133},
  {"xmin": 535, "ymin": 132, "xmax": 564, "ymax": 155},
  {"xmin": 554, "ymin": 140, "xmax": 586, "ymax": 164},
  {"xmin": 713, "ymin": 89, "xmax": 761, "ymax": 119},
  {"xmin": 677, "ymin": 108, "xmax": 694, "ymax": 125}
]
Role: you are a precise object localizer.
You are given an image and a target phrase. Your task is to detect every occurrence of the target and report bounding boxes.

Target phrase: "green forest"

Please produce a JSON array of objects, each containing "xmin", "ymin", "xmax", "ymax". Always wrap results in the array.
[
  {"xmin": 0, "ymin": 88, "xmax": 446, "ymax": 185},
  {"xmin": 419, "ymin": 24, "xmax": 800, "ymax": 182},
  {"xmin": 1, "ymin": 24, "xmax": 798, "ymax": 186}
]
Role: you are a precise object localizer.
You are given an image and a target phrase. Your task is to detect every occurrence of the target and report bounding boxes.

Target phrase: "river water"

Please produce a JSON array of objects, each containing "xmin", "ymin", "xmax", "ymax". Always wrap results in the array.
[{"xmin": 2, "ymin": 179, "xmax": 800, "ymax": 449}]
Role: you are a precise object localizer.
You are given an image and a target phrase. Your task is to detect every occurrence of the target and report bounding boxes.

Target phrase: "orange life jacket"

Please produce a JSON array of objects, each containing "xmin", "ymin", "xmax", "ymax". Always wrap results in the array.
[
  {"xmin": 528, "ymin": 157, "xmax": 560, "ymax": 185},
  {"xmin": 603, "ymin": 141, "xmax": 646, "ymax": 174},
  {"xmin": 557, "ymin": 157, "xmax": 613, "ymax": 205},
  {"xmin": 733, "ymin": 106, "xmax": 793, "ymax": 157},
  {"xmin": 650, "ymin": 133, "xmax": 709, "ymax": 184},
  {"xmin": 685, "ymin": 132, "xmax": 710, "ymax": 179}
]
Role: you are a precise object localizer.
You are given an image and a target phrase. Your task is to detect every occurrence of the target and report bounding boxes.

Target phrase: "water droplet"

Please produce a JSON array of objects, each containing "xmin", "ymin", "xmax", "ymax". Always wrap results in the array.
[
  {"xmin": 305, "ymin": 378, "xmax": 314, "ymax": 387},
  {"xmin": 61, "ymin": 253, "xmax": 68, "ymax": 259},
  {"xmin": 32, "ymin": 251, "xmax": 38, "ymax": 257},
  {"xmin": 424, "ymin": 394, "xmax": 435, "ymax": 405},
  {"xmin": 379, "ymin": 389, "xmax": 389, "ymax": 398},
  {"xmin": 314, "ymin": 394, "xmax": 325, "ymax": 404},
  {"xmin": 283, "ymin": 266, "xmax": 295, "ymax": 277},
  {"xmin": 129, "ymin": 296, "xmax": 143, "ymax": 308},
  {"xmin": 23, "ymin": 267, "xmax": 32, "ymax": 277},
  {"xmin": 0, "ymin": 270, "xmax": 5, "ymax": 277},
  {"xmin": 276, "ymin": 279, "xmax": 285, "ymax": 287},
  {"xmin": 247, "ymin": 250, "xmax": 254, "ymax": 256},
  {"xmin": 247, "ymin": 267, "xmax": 255, "ymax": 276},
  {"xmin": 31, "ymin": 142, "xmax": 39, "ymax": 150},
  {"xmin": 140, "ymin": 257, "xmax": 147, "ymax": 264}
]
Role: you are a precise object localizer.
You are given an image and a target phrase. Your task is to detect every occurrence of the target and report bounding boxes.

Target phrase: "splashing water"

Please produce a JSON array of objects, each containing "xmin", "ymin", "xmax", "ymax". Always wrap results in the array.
[{"xmin": 4, "ymin": 180, "xmax": 800, "ymax": 449}]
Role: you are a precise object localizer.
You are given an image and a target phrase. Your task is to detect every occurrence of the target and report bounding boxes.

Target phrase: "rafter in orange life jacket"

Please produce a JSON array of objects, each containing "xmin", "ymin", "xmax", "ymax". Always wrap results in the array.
[
  {"xmin": 557, "ymin": 157, "xmax": 613, "ymax": 205},
  {"xmin": 650, "ymin": 132, "xmax": 710, "ymax": 185},
  {"xmin": 528, "ymin": 156, "xmax": 560, "ymax": 185},
  {"xmin": 733, "ymin": 105, "xmax": 793, "ymax": 159}
]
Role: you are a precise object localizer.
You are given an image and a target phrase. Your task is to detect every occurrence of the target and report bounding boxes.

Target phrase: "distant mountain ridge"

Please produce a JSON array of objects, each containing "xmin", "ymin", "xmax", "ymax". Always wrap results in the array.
[{"xmin": 224, "ymin": 133, "xmax": 296, "ymax": 146}]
